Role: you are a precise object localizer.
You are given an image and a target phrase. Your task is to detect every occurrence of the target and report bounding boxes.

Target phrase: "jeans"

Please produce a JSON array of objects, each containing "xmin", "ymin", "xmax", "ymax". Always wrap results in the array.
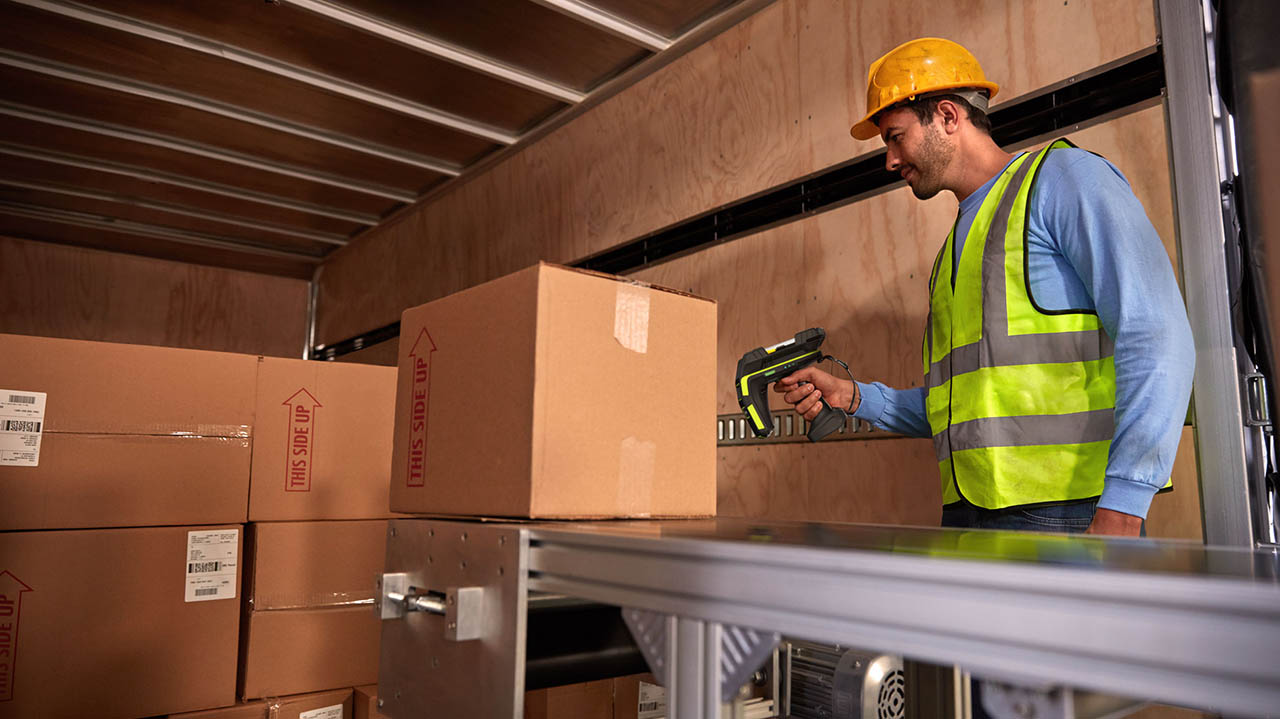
[
  {"xmin": 941, "ymin": 498, "xmax": 1099, "ymax": 533},
  {"xmin": 941, "ymin": 497, "xmax": 1141, "ymax": 719}
]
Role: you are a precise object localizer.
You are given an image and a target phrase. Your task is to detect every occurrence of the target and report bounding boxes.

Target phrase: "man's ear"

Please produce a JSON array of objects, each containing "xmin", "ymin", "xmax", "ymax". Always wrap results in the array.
[{"xmin": 936, "ymin": 100, "xmax": 963, "ymax": 135}]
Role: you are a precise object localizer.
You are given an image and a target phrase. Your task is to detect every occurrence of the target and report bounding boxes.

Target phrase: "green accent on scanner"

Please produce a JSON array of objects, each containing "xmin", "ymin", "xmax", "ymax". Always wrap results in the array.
[
  {"xmin": 739, "ymin": 349, "xmax": 822, "ymax": 396},
  {"xmin": 747, "ymin": 404, "xmax": 764, "ymax": 429}
]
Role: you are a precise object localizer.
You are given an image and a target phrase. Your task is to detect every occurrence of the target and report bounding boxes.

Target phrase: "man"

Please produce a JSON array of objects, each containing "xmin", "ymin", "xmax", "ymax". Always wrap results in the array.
[{"xmin": 775, "ymin": 38, "xmax": 1194, "ymax": 536}]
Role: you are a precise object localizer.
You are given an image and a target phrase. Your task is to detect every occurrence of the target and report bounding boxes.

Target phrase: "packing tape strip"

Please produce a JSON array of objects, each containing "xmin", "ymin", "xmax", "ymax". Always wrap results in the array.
[
  {"xmin": 45, "ymin": 423, "xmax": 252, "ymax": 438},
  {"xmin": 251, "ymin": 590, "xmax": 377, "ymax": 611},
  {"xmin": 618, "ymin": 436, "xmax": 656, "ymax": 517},
  {"xmin": 614, "ymin": 283, "xmax": 650, "ymax": 354}
]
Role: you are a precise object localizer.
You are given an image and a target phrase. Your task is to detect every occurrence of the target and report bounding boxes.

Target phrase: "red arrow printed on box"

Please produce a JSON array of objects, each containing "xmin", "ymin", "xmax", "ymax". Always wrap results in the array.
[
  {"xmin": 283, "ymin": 388, "xmax": 322, "ymax": 492},
  {"xmin": 0, "ymin": 570, "xmax": 32, "ymax": 702},
  {"xmin": 406, "ymin": 328, "xmax": 437, "ymax": 487}
]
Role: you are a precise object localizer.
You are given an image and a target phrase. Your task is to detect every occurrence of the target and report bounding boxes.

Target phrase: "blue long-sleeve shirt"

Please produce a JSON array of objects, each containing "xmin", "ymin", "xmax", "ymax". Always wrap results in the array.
[{"xmin": 853, "ymin": 148, "xmax": 1195, "ymax": 518}]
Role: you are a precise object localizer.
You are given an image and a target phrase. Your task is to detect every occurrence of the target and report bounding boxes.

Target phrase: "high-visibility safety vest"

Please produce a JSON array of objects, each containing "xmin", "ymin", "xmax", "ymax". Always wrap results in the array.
[{"xmin": 924, "ymin": 139, "xmax": 1160, "ymax": 509}]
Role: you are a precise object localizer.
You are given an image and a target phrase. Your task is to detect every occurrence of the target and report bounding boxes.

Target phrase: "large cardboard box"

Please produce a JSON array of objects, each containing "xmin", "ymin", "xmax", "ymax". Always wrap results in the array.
[
  {"xmin": 0, "ymin": 333, "xmax": 255, "ymax": 530},
  {"xmin": 250, "ymin": 358, "xmax": 397, "ymax": 521},
  {"xmin": 239, "ymin": 521, "xmax": 386, "ymax": 699},
  {"xmin": 0, "ymin": 525, "xmax": 242, "ymax": 719},
  {"xmin": 353, "ymin": 684, "xmax": 388, "ymax": 719},
  {"xmin": 168, "ymin": 688, "xmax": 352, "ymax": 719},
  {"xmin": 613, "ymin": 674, "xmax": 664, "ymax": 719},
  {"xmin": 390, "ymin": 263, "xmax": 717, "ymax": 518},
  {"xmin": 525, "ymin": 678, "xmax": 614, "ymax": 719}
]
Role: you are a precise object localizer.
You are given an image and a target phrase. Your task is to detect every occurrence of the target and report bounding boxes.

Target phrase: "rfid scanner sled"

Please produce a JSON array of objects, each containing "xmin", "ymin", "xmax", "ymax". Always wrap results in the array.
[{"xmin": 735, "ymin": 327, "xmax": 853, "ymax": 442}]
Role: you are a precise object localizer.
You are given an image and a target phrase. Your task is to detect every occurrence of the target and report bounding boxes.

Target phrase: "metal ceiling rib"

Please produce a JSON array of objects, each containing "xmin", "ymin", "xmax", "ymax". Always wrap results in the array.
[
  {"xmin": 0, "ymin": 202, "xmax": 324, "ymax": 262},
  {"xmin": 0, "ymin": 50, "xmax": 461, "ymax": 176},
  {"xmin": 0, "ymin": 178, "xmax": 348, "ymax": 246},
  {"xmin": 0, "ymin": 0, "xmax": 775, "ymax": 275},
  {"xmin": 0, "ymin": 102, "xmax": 418, "ymax": 202},
  {"xmin": 279, "ymin": 0, "xmax": 587, "ymax": 104},
  {"xmin": 11, "ymin": 0, "xmax": 520, "ymax": 145},
  {"xmin": 527, "ymin": 0, "xmax": 673, "ymax": 51},
  {"xmin": 0, "ymin": 144, "xmax": 379, "ymax": 225}
]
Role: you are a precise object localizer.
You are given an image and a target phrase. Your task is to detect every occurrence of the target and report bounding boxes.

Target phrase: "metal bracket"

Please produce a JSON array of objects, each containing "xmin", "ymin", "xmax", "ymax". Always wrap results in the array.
[
  {"xmin": 379, "ymin": 572, "xmax": 486, "ymax": 641},
  {"xmin": 622, "ymin": 607, "xmax": 779, "ymax": 703},
  {"xmin": 1244, "ymin": 372, "xmax": 1271, "ymax": 427},
  {"xmin": 377, "ymin": 519, "xmax": 527, "ymax": 719}
]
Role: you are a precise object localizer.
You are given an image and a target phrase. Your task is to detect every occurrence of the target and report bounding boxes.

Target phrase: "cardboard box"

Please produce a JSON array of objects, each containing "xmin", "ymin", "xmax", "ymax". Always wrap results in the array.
[
  {"xmin": 240, "ymin": 607, "xmax": 379, "ymax": 700},
  {"xmin": 246, "ymin": 520, "xmax": 387, "ymax": 610},
  {"xmin": 613, "ymin": 674, "xmax": 663, "ymax": 719},
  {"xmin": 353, "ymin": 684, "xmax": 387, "ymax": 719},
  {"xmin": 0, "ymin": 333, "xmax": 255, "ymax": 530},
  {"xmin": 390, "ymin": 263, "xmax": 717, "ymax": 518},
  {"xmin": 239, "ymin": 521, "xmax": 386, "ymax": 699},
  {"xmin": 250, "ymin": 358, "xmax": 397, "ymax": 521},
  {"xmin": 169, "ymin": 688, "xmax": 352, "ymax": 719},
  {"xmin": 526, "ymin": 678, "xmax": 615, "ymax": 719},
  {"xmin": 0, "ymin": 525, "xmax": 242, "ymax": 719}
]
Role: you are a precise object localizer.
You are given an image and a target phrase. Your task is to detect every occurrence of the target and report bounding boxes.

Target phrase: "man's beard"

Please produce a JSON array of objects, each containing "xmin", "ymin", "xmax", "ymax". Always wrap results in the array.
[{"xmin": 907, "ymin": 125, "xmax": 953, "ymax": 200}]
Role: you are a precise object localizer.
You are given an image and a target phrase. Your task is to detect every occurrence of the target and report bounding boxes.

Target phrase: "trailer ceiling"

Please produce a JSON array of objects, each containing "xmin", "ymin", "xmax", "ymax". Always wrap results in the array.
[{"xmin": 0, "ymin": 0, "xmax": 768, "ymax": 278}]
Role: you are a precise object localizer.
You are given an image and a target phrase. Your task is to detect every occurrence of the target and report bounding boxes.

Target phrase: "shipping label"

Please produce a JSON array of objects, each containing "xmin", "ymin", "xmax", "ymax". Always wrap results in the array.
[
  {"xmin": 299, "ymin": 704, "xmax": 344, "ymax": 719},
  {"xmin": 185, "ymin": 529, "xmax": 239, "ymax": 602},
  {"xmin": 638, "ymin": 681, "xmax": 667, "ymax": 719},
  {"xmin": 0, "ymin": 390, "xmax": 46, "ymax": 467}
]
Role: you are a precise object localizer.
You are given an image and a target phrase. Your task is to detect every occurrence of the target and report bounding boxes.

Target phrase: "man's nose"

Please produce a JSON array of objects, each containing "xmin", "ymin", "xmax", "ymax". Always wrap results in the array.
[{"xmin": 885, "ymin": 149, "xmax": 901, "ymax": 172}]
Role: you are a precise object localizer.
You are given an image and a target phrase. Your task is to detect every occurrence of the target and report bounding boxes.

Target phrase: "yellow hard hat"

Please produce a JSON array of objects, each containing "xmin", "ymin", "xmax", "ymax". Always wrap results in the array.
[{"xmin": 850, "ymin": 37, "xmax": 999, "ymax": 140}]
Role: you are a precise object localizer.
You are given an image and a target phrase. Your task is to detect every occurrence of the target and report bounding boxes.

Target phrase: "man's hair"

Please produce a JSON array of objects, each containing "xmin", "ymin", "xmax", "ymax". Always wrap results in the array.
[{"xmin": 899, "ymin": 93, "xmax": 993, "ymax": 135}]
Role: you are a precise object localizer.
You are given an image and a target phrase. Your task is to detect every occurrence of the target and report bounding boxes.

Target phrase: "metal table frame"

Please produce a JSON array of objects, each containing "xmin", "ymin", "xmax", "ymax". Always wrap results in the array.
[{"xmin": 524, "ymin": 520, "xmax": 1280, "ymax": 718}]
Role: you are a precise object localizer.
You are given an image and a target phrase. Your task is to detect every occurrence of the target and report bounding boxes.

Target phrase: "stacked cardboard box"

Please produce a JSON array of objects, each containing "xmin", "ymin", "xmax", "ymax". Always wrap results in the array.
[
  {"xmin": 239, "ymin": 356, "xmax": 397, "ymax": 701},
  {"xmin": 353, "ymin": 685, "xmax": 387, "ymax": 719},
  {"xmin": 390, "ymin": 262, "xmax": 717, "ymax": 519},
  {"xmin": 0, "ymin": 262, "xmax": 713, "ymax": 717},
  {"xmin": 0, "ymin": 334, "xmax": 397, "ymax": 718},
  {"xmin": 239, "ymin": 521, "xmax": 386, "ymax": 699}
]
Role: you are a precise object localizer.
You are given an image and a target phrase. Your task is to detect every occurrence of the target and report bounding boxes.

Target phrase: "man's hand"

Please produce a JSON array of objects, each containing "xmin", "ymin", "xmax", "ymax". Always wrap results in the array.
[
  {"xmin": 773, "ymin": 367, "xmax": 858, "ymax": 421},
  {"xmin": 1085, "ymin": 508, "xmax": 1143, "ymax": 537}
]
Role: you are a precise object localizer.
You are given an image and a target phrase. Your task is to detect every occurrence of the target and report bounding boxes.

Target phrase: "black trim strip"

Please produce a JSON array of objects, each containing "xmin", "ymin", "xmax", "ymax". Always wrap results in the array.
[{"xmin": 313, "ymin": 47, "xmax": 1164, "ymax": 360}]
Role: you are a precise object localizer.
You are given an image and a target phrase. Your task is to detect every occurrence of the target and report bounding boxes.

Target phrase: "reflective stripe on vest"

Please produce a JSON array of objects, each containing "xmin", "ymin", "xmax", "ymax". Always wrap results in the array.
[{"xmin": 921, "ymin": 139, "xmax": 1159, "ymax": 509}]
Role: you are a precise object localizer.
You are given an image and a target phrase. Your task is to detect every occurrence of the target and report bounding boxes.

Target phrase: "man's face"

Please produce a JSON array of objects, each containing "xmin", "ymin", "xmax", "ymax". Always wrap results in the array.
[{"xmin": 878, "ymin": 107, "xmax": 954, "ymax": 200}]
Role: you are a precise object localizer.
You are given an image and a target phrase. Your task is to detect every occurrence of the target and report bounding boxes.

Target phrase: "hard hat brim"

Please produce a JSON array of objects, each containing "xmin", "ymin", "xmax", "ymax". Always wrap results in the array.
[{"xmin": 849, "ymin": 81, "xmax": 1000, "ymax": 141}]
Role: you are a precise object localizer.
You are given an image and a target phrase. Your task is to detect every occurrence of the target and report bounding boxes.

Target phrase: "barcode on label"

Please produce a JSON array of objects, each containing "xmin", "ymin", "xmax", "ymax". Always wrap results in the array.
[
  {"xmin": 4, "ymin": 420, "xmax": 41, "ymax": 432},
  {"xmin": 188, "ymin": 561, "xmax": 221, "ymax": 573},
  {"xmin": 194, "ymin": 588, "xmax": 219, "ymax": 597},
  {"xmin": 639, "ymin": 702, "xmax": 660, "ymax": 712},
  {"xmin": 7, "ymin": 394, "xmax": 35, "ymax": 404}
]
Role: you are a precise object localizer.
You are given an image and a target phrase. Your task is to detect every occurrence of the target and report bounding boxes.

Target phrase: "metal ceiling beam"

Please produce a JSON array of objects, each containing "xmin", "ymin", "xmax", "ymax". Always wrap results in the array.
[
  {"xmin": 527, "ymin": 0, "xmax": 672, "ymax": 52},
  {"xmin": 0, "ymin": 143, "xmax": 378, "ymax": 226},
  {"xmin": 281, "ymin": 0, "xmax": 586, "ymax": 104},
  {"xmin": 12, "ymin": 0, "xmax": 518, "ymax": 145},
  {"xmin": 367, "ymin": 0, "xmax": 778, "ymax": 234},
  {"xmin": 0, "ymin": 101, "xmax": 417, "ymax": 202},
  {"xmin": 0, "ymin": 178, "xmax": 348, "ymax": 246},
  {"xmin": 0, "ymin": 50, "xmax": 460, "ymax": 177},
  {"xmin": 0, "ymin": 201, "xmax": 325, "ymax": 262}
]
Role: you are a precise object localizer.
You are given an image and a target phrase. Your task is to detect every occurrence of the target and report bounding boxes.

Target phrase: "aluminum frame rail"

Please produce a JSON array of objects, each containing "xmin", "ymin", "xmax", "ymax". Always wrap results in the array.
[{"xmin": 525, "ymin": 519, "xmax": 1280, "ymax": 718}]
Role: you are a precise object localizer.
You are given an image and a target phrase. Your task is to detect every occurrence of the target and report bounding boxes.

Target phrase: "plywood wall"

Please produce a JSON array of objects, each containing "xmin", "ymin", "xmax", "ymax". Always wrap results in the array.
[
  {"xmin": 1, "ymin": 235, "xmax": 309, "ymax": 357},
  {"xmin": 316, "ymin": 0, "xmax": 1157, "ymax": 346}
]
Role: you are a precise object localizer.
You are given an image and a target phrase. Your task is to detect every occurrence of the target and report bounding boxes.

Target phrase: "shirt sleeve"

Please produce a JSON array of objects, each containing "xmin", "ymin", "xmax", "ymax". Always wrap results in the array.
[
  {"xmin": 1033, "ymin": 149, "xmax": 1196, "ymax": 519},
  {"xmin": 852, "ymin": 382, "xmax": 932, "ymax": 439}
]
